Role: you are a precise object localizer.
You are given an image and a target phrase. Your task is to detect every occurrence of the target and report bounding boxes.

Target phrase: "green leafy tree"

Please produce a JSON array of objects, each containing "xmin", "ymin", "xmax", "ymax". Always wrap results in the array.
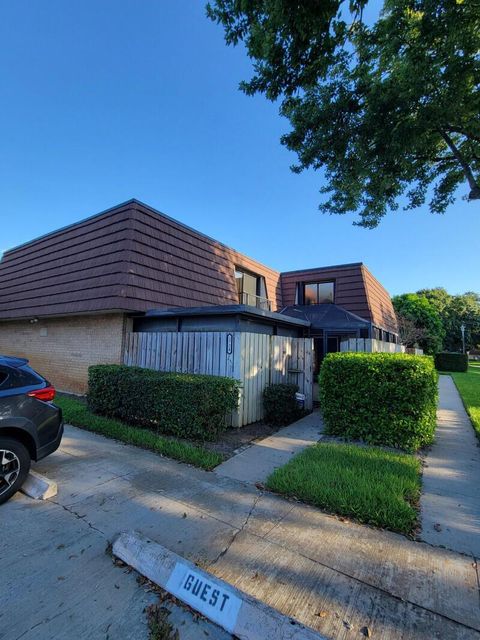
[
  {"xmin": 418, "ymin": 288, "xmax": 480, "ymax": 351},
  {"xmin": 392, "ymin": 293, "xmax": 445, "ymax": 354},
  {"xmin": 416, "ymin": 287, "xmax": 451, "ymax": 314},
  {"xmin": 207, "ymin": 0, "xmax": 480, "ymax": 227}
]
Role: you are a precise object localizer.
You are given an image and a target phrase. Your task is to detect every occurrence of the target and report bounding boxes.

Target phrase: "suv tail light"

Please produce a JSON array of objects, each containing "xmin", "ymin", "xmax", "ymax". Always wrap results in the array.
[{"xmin": 27, "ymin": 386, "xmax": 56, "ymax": 402}]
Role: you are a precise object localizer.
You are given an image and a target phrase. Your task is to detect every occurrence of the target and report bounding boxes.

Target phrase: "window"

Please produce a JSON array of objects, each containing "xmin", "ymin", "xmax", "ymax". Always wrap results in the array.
[
  {"xmin": 13, "ymin": 365, "xmax": 43, "ymax": 388},
  {"xmin": 235, "ymin": 269, "xmax": 257, "ymax": 299},
  {"xmin": 302, "ymin": 281, "xmax": 334, "ymax": 305},
  {"xmin": 234, "ymin": 268, "xmax": 269, "ymax": 310}
]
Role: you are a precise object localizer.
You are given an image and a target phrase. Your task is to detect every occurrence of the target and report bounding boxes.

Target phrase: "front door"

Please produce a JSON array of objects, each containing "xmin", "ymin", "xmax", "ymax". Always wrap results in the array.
[
  {"xmin": 313, "ymin": 337, "xmax": 323, "ymax": 377},
  {"xmin": 327, "ymin": 335, "xmax": 340, "ymax": 353},
  {"xmin": 313, "ymin": 334, "xmax": 342, "ymax": 378}
]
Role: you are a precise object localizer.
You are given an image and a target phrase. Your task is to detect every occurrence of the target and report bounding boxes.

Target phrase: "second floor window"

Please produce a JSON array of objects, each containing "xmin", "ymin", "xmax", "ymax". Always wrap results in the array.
[
  {"xmin": 235, "ymin": 268, "xmax": 269, "ymax": 310},
  {"xmin": 297, "ymin": 281, "xmax": 334, "ymax": 305}
]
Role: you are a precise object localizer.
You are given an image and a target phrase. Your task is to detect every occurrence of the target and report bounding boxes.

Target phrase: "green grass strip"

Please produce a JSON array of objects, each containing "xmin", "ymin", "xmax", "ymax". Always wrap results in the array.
[
  {"xmin": 266, "ymin": 442, "xmax": 421, "ymax": 535},
  {"xmin": 450, "ymin": 363, "xmax": 480, "ymax": 441},
  {"xmin": 55, "ymin": 395, "xmax": 223, "ymax": 471}
]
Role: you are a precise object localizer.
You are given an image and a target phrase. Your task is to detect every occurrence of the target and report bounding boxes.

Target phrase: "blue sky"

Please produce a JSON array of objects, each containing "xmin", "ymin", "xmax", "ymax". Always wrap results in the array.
[{"xmin": 0, "ymin": 0, "xmax": 478, "ymax": 296}]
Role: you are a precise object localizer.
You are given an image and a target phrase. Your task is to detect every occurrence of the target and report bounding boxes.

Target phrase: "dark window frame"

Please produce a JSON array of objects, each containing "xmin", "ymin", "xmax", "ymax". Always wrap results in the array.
[{"xmin": 296, "ymin": 280, "xmax": 335, "ymax": 305}]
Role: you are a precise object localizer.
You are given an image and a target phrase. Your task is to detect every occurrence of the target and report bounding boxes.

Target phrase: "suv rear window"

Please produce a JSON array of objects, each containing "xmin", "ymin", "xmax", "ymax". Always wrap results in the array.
[{"xmin": 13, "ymin": 365, "xmax": 44, "ymax": 388}]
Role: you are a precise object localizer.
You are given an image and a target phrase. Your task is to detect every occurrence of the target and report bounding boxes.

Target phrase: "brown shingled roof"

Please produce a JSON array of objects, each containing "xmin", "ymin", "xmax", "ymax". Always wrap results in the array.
[
  {"xmin": 0, "ymin": 199, "xmax": 398, "ymax": 334},
  {"xmin": 0, "ymin": 199, "xmax": 282, "ymax": 320}
]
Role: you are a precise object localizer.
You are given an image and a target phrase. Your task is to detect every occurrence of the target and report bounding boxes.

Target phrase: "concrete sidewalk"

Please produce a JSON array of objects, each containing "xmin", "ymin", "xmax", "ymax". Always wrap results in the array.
[
  {"xmin": 215, "ymin": 410, "xmax": 324, "ymax": 484},
  {"xmin": 3, "ymin": 425, "xmax": 478, "ymax": 639},
  {"xmin": 420, "ymin": 374, "xmax": 480, "ymax": 556}
]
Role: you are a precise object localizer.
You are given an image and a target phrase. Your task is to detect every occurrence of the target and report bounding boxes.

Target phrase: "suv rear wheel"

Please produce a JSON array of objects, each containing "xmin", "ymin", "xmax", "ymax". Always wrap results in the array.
[{"xmin": 0, "ymin": 438, "xmax": 31, "ymax": 505}]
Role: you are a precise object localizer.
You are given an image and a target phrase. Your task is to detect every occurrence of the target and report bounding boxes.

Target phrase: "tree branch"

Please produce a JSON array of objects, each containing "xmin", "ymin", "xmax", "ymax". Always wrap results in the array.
[
  {"xmin": 414, "ymin": 155, "xmax": 456, "ymax": 163},
  {"xmin": 439, "ymin": 130, "xmax": 480, "ymax": 199},
  {"xmin": 444, "ymin": 126, "xmax": 480, "ymax": 144}
]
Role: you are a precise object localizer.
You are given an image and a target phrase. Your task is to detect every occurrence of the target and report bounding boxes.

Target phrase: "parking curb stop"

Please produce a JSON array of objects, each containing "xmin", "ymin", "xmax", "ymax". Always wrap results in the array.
[
  {"xmin": 112, "ymin": 530, "xmax": 325, "ymax": 640},
  {"xmin": 21, "ymin": 470, "xmax": 58, "ymax": 500}
]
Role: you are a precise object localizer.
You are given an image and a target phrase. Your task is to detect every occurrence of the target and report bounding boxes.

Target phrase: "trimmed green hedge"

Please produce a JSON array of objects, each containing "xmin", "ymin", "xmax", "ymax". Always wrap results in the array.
[
  {"xmin": 434, "ymin": 352, "xmax": 468, "ymax": 372},
  {"xmin": 88, "ymin": 365, "xmax": 240, "ymax": 441},
  {"xmin": 263, "ymin": 383, "xmax": 301, "ymax": 425},
  {"xmin": 319, "ymin": 353, "xmax": 438, "ymax": 451}
]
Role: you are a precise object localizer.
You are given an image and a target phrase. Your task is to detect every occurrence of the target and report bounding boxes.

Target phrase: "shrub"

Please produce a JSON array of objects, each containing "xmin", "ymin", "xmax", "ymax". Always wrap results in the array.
[
  {"xmin": 319, "ymin": 353, "xmax": 438, "ymax": 451},
  {"xmin": 88, "ymin": 365, "xmax": 240, "ymax": 441},
  {"xmin": 434, "ymin": 352, "xmax": 468, "ymax": 372},
  {"xmin": 263, "ymin": 383, "xmax": 301, "ymax": 425}
]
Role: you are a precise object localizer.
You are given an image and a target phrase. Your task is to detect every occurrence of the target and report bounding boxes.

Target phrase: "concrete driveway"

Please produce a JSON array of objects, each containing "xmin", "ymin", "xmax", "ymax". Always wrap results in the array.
[{"xmin": 2, "ymin": 425, "xmax": 479, "ymax": 640}]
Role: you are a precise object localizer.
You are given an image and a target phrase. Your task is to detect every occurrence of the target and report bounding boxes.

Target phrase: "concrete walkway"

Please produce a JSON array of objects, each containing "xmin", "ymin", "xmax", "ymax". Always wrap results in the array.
[
  {"xmin": 3, "ymin": 425, "xmax": 479, "ymax": 639},
  {"xmin": 215, "ymin": 411, "xmax": 324, "ymax": 484},
  {"xmin": 420, "ymin": 375, "xmax": 480, "ymax": 557}
]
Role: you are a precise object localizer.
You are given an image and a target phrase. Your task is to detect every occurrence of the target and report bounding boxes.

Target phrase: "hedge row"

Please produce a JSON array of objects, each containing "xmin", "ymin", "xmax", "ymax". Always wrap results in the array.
[
  {"xmin": 88, "ymin": 365, "xmax": 240, "ymax": 441},
  {"xmin": 434, "ymin": 352, "xmax": 468, "ymax": 372},
  {"xmin": 319, "ymin": 353, "xmax": 438, "ymax": 451}
]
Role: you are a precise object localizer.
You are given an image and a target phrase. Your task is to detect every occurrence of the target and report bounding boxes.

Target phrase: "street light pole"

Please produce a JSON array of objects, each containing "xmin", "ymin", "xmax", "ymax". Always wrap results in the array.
[{"xmin": 460, "ymin": 322, "xmax": 466, "ymax": 354}]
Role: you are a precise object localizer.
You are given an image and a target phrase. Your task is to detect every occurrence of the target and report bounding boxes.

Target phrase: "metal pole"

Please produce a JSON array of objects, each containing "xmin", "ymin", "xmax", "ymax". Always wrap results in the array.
[{"xmin": 460, "ymin": 323, "xmax": 466, "ymax": 354}]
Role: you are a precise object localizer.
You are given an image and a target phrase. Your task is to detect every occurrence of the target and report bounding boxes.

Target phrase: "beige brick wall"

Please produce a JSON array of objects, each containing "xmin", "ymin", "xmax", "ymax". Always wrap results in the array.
[{"xmin": 0, "ymin": 313, "xmax": 130, "ymax": 394}]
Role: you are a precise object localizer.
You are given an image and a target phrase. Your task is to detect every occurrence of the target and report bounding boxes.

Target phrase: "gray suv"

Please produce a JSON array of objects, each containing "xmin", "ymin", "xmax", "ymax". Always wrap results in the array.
[{"xmin": 0, "ymin": 355, "xmax": 63, "ymax": 504}]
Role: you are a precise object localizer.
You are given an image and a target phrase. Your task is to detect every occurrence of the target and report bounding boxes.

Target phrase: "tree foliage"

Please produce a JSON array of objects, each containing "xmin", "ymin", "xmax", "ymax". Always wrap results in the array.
[
  {"xmin": 417, "ymin": 287, "xmax": 480, "ymax": 351},
  {"xmin": 392, "ymin": 293, "xmax": 445, "ymax": 354},
  {"xmin": 207, "ymin": 0, "xmax": 480, "ymax": 227},
  {"xmin": 393, "ymin": 288, "xmax": 480, "ymax": 353}
]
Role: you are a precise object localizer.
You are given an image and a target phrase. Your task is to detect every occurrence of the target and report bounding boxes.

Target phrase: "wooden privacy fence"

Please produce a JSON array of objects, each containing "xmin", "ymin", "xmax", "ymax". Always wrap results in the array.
[
  {"xmin": 123, "ymin": 331, "xmax": 314, "ymax": 427},
  {"xmin": 340, "ymin": 338, "xmax": 405, "ymax": 353}
]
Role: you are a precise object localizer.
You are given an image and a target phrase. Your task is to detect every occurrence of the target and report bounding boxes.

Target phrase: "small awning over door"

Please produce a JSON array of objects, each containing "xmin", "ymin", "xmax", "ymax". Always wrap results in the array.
[{"xmin": 280, "ymin": 304, "xmax": 372, "ymax": 335}]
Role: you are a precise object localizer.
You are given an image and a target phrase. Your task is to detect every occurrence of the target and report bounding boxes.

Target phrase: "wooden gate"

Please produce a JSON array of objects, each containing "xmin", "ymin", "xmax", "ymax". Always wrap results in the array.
[{"xmin": 123, "ymin": 331, "xmax": 313, "ymax": 427}]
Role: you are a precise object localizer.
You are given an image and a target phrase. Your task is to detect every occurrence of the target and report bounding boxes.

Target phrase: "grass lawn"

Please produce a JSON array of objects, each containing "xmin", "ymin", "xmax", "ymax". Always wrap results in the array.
[
  {"xmin": 450, "ymin": 363, "xmax": 480, "ymax": 441},
  {"xmin": 266, "ymin": 442, "xmax": 421, "ymax": 535},
  {"xmin": 55, "ymin": 395, "xmax": 223, "ymax": 471}
]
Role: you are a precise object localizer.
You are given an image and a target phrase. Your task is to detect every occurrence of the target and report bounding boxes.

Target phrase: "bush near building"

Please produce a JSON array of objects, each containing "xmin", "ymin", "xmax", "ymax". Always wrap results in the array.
[
  {"xmin": 88, "ymin": 365, "xmax": 240, "ymax": 441},
  {"xmin": 319, "ymin": 353, "xmax": 438, "ymax": 451},
  {"xmin": 263, "ymin": 383, "xmax": 302, "ymax": 425}
]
